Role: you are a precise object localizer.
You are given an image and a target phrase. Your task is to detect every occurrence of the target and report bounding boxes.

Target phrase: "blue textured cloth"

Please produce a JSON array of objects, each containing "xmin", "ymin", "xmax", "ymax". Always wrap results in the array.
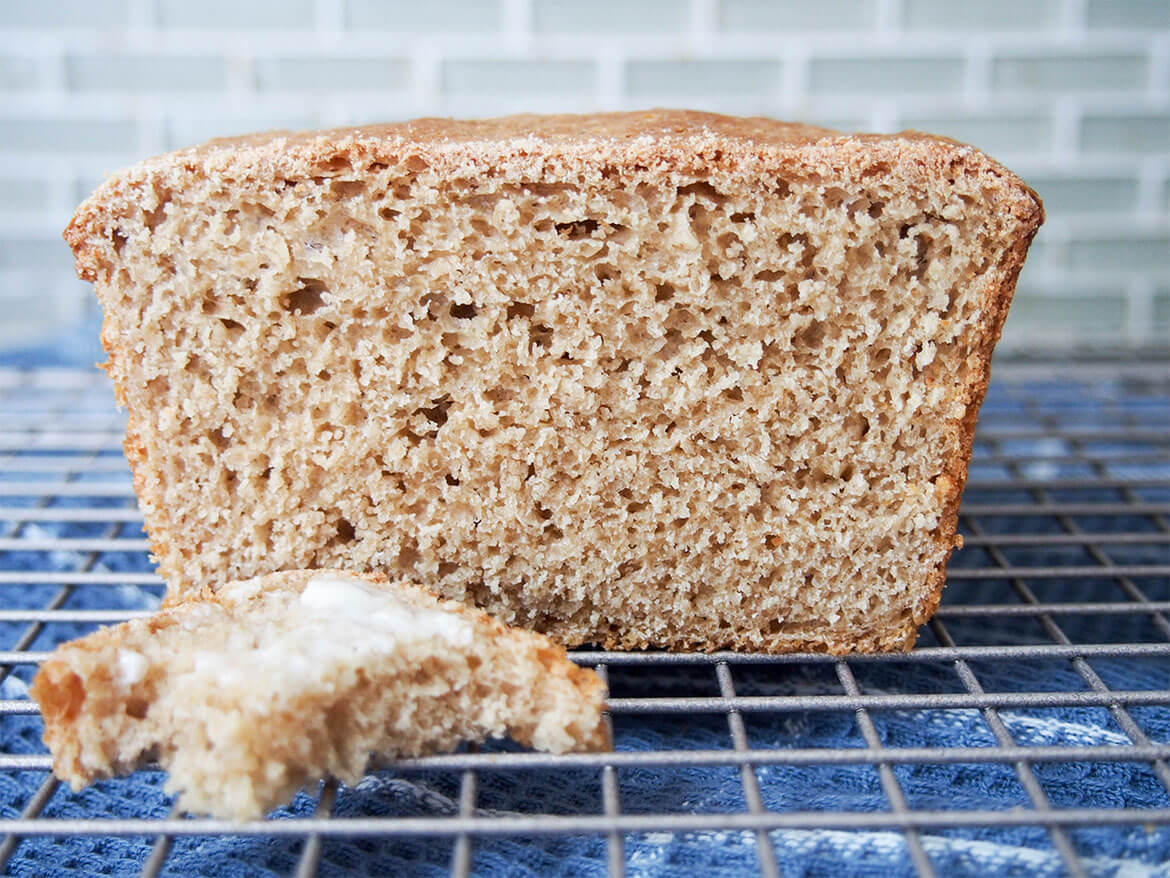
[{"xmin": 1, "ymin": 336, "xmax": 1168, "ymax": 876}]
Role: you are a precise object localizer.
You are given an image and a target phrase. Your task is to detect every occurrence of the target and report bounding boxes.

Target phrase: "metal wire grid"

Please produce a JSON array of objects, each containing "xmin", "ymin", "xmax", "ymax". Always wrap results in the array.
[{"xmin": 0, "ymin": 364, "xmax": 1165, "ymax": 876}]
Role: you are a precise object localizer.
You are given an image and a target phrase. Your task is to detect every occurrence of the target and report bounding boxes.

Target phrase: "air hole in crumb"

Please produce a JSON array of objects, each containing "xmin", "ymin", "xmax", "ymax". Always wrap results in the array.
[
  {"xmin": 283, "ymin": 279, "xmax": 328, "ymax": 315},
  {"xmin": 207, "ymin": 428, "xmax": 229, "ymax": 451},
  {"xmin": 844, "ymin": 413, "xmax": 870, "ymax": 440},
  {"xmin": 754, "ymin": 269, "xmax": 784, "ymax": 282},
  {"xmin": 723, "ymin": 386, "xmax": 744, "ymax": 402},
  {"xmin": 593, "ymin": 263, "xmax": 618, "ymax": 282},
  {"xmin": 506, "ymin": 302, "xmax": 535, "ymax": 320},
  {"xmin": 113, "ymin": 230, "xmax": 127, "ymax": 254},
  {"xmin": 445, "ymin": 474, "xmax": 460, "ymax": 486},
  {"xmin": 730, "ymin": 211, "xmax": 755, "ymax": 223},
  {"xmin": 777, "ymin": 231, "xmax": 811, "ymax": 260},
  {"xmin": 607, "ymin": 223, "xmax": 633, "ymax": 245},
  {"xmin": 913, "ymin": 235, "xmax": 931, "ymax": 279},
  {"xmin": 484, "ymin": 386, "xmax": 515, "ymax": 404},
  {"xmin": 822, "ymin": 187, "xmax": 848, "ymax": 209},
  {"xmin": 143, "ymin": 189, "xmax": 170, "ymax": 230},
  {"xmin": 795, "ymin": 321, "xmax": 825, "ymax": 349},
  {"xmin": 420, "ymin": 396, "xmax": 451, "ymax": 427},
  {"xmin": 438, "ymin": 561, "xmax": 459, "ymax": 578},
  {"xmin": 529, "ymin": 324, "xmax": 554, "ymax": 348},
  {"xmin": 678, "ymin": 181, "xmax": 722, "ymax": 203},
  {"xmin": 397, "ymin": 543, "xmax": 421, "ymax": 569},
  {"xmin": 220, "ymin": 318, "xmax": 243, "ymax": 336},
  {"xmin": 655, "ymin": 283, "xmax": 675, "ymax": 302},
  {"xmin": 331, "ymin": 180, "xmax": 365, "ymax": 198},
  {"xmin": 334, "ymin": 518, "xmax": 356, "ymax": 543},
  {"xmin": 868, "ymin": 202, "xmax": 885, "ymax": 218},
  {"xmin": 125, "ymin": 698, "xmax": 148, "ymax": 719},
  {"xmin": 555, "ymin": 219, "xmax": 599, "ymax": 239},
  {"xmin": 450, "ymin": 302, "xmax": 478, "ymax": 319},
  {"xmin": 378, "ymin": 206, "xmax": 400, "ymax": 221},
  {"xmin": 536, "ymin": 504, "xmax": 553, "ymax": 521}
]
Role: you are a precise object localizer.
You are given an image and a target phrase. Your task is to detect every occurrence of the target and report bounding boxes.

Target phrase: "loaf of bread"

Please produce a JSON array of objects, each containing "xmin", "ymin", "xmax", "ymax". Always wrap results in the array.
[
  {"xmin": 65, "ymin": 110, "xmax": 1042, "ymax": 654},
  {"xmin": 31, "ymin": 569, "xmax": 606, "ymax": 820}
]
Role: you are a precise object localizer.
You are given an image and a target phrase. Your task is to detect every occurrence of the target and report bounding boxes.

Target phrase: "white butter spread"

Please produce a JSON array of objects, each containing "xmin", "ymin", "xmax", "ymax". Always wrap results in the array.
[
  {"xmin": 298, "ymin": 573, "xmax": 474, "ymax": 646},
  {"xmin": 185, "ymin": 574, "xmax": 473, "ymax": 689},
  {"xmin": 116, "ymin": 649, "xmax": 148, "ymax": 687}
]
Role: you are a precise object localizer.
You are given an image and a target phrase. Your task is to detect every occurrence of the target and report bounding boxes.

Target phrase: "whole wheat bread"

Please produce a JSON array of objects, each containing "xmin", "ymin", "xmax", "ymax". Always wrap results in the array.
[
  {"xmin": 31, "ymin": 569, "xmax": 606, "ymax": 820},
  {"xmin": 65, "ymin": 110, "xmax": 1043, "ymax": 653}
]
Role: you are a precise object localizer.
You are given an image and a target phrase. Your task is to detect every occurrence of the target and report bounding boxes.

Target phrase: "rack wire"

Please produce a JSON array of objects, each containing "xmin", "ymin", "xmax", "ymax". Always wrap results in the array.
[{"xmin": 0, "ymin": 362, "xmax": 1166, "ymax": 876}]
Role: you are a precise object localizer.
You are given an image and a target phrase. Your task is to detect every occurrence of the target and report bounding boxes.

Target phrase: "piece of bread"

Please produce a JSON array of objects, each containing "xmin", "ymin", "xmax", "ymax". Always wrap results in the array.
[
  {"xmin": 31, "ymin": 569, "xmax": 606, "ymax": 820},
  {"xmin": 65, "ymin": 110, "xmax": 1042, "ymax": 654}
]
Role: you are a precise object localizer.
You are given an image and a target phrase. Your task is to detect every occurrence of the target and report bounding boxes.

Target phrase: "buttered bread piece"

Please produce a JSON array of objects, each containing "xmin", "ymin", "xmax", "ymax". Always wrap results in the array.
[{"xmin": 32, "ymin": 570, "xmax": 606, "ymax": 820}]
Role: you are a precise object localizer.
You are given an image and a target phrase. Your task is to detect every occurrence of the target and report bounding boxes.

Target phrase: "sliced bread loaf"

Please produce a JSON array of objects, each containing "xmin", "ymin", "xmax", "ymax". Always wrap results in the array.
[
  {"xmin": 65, "ymin": 110, "xmax": 1043, "ymax": 653},
  {"xmin": 31, "ymin": 570, "xmax": 606, "ymax": 820}
]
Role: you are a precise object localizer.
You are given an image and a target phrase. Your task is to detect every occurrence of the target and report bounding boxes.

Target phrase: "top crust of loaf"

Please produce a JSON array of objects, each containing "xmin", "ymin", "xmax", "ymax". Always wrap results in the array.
[{"xmin": 66, "ymin": 109, "xmax": 1042, "ymax": 284}]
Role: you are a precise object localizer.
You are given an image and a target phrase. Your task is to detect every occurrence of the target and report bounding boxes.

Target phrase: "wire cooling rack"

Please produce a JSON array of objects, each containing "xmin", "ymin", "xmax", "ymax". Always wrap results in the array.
[{"xmin": 0, "ymin": 363, "xmax": 1166, "ymax": 877}]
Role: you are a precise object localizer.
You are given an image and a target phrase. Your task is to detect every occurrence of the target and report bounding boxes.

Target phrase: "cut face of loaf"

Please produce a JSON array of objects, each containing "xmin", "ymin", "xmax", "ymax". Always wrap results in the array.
[
  {"xmin": 66, "ymin": 110, "xmax": 1043, "ymax": 654},
  {"xmin": 31, "ymin": 570, "xmax": 607, "ymax": 820}
]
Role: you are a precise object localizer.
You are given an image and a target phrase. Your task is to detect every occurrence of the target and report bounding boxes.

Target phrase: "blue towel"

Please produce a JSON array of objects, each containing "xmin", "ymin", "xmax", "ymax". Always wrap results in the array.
[{"xmin": 1, "ymin": 333, "xmax": 1168, "ymax": 876}]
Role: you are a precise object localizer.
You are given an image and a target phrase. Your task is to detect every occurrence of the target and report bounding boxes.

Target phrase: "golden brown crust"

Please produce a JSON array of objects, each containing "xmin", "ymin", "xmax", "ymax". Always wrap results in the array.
[
  {"xmin": 912, "ymin": 173, "xmax": 1045, "ymax": 642},
  {"xmin": 65, "ymin": 108, "xmax": 1039, "ymax": 282}
]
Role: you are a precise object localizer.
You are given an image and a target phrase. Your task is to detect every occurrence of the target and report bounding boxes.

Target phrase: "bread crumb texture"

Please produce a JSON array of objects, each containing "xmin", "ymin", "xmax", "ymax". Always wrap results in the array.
[
  {"xmin": 66, "ymin": 110, "xmax": 1042, "ymax": 654},
  {"xmin": 30, "ymin": 570, "xmax": 607, "ymax": 820}
]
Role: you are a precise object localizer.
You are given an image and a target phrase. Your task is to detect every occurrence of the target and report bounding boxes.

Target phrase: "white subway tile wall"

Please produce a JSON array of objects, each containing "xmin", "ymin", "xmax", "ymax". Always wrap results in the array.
[{"xmin": 0, "ymin": 0, "xmax": 1166, "ymax": 352}]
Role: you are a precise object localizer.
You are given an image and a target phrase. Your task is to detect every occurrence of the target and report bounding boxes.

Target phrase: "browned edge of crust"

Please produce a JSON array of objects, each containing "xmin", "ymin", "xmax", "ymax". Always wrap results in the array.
[{"xmin": 908, "ymin": 165, "xmax": 1046, "ymax": 646}]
